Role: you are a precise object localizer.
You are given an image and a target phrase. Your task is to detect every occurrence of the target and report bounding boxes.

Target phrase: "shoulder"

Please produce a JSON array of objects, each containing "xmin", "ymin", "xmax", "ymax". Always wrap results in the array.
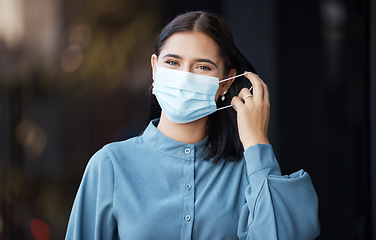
[
  {"xmin": 87, "ymin": 135, "xmax": 145, "ymax": 169},
  {"xmin": 103, "ymin": 134, "xmax": 146, "ymax": 158},
  {"xmin": 104, "ymin": 135, "xmax": 141, "ymax": 149},
  {"xmin": 88, "ymin": 136, "xmax": 147, "ymax": 169}
]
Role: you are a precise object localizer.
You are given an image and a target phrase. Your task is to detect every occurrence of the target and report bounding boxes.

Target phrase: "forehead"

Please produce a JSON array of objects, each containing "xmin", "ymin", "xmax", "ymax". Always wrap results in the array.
[{"xmin": 160, "ymin": 31, "xmax": 221, "ymax": 59}]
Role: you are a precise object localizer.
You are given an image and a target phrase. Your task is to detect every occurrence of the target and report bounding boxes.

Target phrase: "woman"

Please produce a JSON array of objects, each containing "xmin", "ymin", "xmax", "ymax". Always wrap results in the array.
[{"xmin": 66, "ymin": 11, "xmax": 320, "ymax": 239}]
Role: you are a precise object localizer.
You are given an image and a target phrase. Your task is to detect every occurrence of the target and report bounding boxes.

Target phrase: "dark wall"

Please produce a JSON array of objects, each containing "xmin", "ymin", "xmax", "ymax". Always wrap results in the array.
[
  {"xmin": 371, "ymin": 0, "xmax": 376, "ymax": 237},
  {"xmin": 219, "ymin": 0, "xmax": 373, "ymax": 239},
  {"xmin": 276, "ymin": 0, "xmax": 371, "ymax": 239}
]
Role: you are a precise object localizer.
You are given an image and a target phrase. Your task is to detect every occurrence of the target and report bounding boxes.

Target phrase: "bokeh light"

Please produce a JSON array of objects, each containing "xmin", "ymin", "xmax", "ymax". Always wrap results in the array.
[
  {"xmin": 61, "ymin": 45, "xmax": 83, "ymax": 73},
  {"xmin": 30, "ymin": 218, "xmax": 51, "ymax": 240},
  {"xmin": 0, "ymin": 0, "xmax": 24, "ymax": 49},
  {"xmin": 15, "ymin": 119, "xmax": 48, "ymax": 159}
]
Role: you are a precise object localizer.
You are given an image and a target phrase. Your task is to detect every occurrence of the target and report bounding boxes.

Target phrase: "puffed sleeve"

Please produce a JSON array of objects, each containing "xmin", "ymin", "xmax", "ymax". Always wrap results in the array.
[
  {"xmin": 65, "ymin": 148, "xmax": 117, "ymax": 239},
  {"xmin": 237, "ymin": 144, "xmax": 320, "ymax": 240}
]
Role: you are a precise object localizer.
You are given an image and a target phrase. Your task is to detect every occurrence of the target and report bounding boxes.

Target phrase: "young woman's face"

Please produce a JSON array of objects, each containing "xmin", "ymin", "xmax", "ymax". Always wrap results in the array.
[{"xmin": 151, "ymin": 31, "xmax": 235, "ymax": 101}]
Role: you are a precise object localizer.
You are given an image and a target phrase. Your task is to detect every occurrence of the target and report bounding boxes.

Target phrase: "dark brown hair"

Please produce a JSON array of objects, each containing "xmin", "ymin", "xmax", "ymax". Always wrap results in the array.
[{"xmin": 147, "ymin": 11, "xmax": 257, "ymax": 162}]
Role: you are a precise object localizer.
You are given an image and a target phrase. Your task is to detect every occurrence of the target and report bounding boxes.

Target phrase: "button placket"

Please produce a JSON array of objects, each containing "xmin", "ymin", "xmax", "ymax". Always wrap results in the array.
[{"xmin": 181, "ymin": 145, "xmax": 195, "ymax": 239}]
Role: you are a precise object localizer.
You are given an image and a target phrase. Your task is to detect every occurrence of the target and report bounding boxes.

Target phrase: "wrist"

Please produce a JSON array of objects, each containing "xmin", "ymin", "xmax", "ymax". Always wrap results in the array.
[{"xmin": 242, "ymin": 137, "xmax": 270, "ymax": 150}]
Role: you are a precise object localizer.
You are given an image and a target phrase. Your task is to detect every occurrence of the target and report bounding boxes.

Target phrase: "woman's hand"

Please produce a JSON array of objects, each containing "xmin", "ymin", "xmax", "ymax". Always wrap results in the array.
[{"xmin": 231, "ymin": 72, "xmax": 270, "ymax": 150}]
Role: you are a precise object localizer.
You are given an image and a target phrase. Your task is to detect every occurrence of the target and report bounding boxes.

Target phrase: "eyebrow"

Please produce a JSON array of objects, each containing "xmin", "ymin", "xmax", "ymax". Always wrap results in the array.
[
  {"xmin": 161, "ymin": 54, "xmax": 217, "ymax": 68},
  {"xmin": 195, "ymin": 58, "xmax": 217, "ymax": 68},
  {"xmin": 162, "ymin": 54, "xmax": 181, "ymax": 59}
]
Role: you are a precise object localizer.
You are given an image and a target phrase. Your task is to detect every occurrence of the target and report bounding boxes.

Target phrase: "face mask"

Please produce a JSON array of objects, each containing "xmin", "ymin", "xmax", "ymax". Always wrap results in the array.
[{"xmin": 152, "ymin": 67, "xmax": 250, "ymax": 123}]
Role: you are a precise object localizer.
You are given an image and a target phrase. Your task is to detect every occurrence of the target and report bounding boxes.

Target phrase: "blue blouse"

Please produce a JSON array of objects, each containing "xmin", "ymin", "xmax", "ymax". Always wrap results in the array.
[{"xmin": 66, "ymin": 119, "xmax": 320, "ymax": 239}]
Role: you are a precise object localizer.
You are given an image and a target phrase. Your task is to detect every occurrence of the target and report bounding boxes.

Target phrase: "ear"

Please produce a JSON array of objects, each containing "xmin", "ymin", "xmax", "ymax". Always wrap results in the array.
[
  {"xmin": 151, "ymin": 54, "xmax": 158, "ymax": 81},
  {"xmin": 220, "ymin": 68, "xmax": 237, "ymax": 93}
]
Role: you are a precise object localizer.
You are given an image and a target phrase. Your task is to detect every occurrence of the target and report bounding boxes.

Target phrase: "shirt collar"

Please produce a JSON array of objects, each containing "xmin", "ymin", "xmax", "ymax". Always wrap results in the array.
[{"xmin": 142, "ymin": 119, "xmax": 208, "ymax": 161}]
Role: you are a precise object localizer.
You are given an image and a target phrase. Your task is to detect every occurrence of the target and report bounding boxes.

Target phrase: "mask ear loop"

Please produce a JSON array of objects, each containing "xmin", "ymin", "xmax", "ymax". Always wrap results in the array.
[
  {"xmin": 216, "ymin": 72, "xmax": 255, "ymax": 111},
  {"xmin": 218, "ymin": 72, "xmax": 256, "ymax": 83}
]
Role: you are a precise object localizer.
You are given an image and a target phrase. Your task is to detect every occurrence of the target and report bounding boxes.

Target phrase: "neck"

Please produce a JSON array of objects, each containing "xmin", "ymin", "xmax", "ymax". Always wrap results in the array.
[{"xmin": 157, "ymin": 112, "xmax": 208, "ymax": 144}]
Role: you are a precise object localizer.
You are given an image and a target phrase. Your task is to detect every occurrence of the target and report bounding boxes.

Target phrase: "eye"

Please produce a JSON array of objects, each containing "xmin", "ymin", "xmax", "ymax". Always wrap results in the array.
[
  {"xmin": 198, "ymin": 65, "xmax": 211, "ymax": 71},
  {"xmin": 165, "ymin": 60, "xmax": 179, "ymax": 66}
]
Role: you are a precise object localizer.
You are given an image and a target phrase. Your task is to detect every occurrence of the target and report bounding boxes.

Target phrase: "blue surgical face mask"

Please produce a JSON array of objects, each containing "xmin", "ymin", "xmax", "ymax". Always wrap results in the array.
[{"xmin": 152, "ymin": 67, "xmax": 250, "ymax": 123}]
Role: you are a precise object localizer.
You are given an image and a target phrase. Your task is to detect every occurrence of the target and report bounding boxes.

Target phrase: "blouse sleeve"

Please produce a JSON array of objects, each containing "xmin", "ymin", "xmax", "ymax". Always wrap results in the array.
[
  {"xmin": 65, "ymin": 148, "xmax": 117, "ymax": 240},
  {"xmin": 237, "ymin": 144, "xmax": 320, "ymax": 240}
]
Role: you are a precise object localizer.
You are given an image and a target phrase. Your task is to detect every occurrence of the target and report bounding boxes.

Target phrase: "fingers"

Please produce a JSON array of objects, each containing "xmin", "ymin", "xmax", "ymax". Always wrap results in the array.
[
  {"xmin": 263, "ymin": 83, "xmax": 269, "ymax": 102},
  {"xmin": 232, "ymin": 72, "xmax": 270, "ymax": 112},
  {"xmin": 231, "ymin": 88, "xmax": 254, "ymax": 112},
  {"xmin": 244, "ymin": 72, "xmax": 269, "ymax": 102},
  {"xmin": 238, "ymin": 88, "xmax": 253, "ymax": 102}
]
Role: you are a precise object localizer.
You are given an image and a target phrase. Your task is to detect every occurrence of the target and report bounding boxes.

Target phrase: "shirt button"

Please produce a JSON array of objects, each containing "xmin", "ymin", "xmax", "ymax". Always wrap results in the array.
[
  {"xmin": 184, "ymin": 215, "xmax": 191, "ymax": 221},
  {"xmin": 185, "ymin": 184, "xmax": 192, "ymax": 190},
  {"xmin": 184, "ymin": 148, "xmax": 191, "ymax": 154}
]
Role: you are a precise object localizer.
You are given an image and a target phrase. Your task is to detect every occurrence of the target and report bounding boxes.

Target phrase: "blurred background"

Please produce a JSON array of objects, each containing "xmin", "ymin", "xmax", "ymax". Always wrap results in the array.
[{"xmin": 0, "ymin": 0, "xmax": 375, "ymax": 239}]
